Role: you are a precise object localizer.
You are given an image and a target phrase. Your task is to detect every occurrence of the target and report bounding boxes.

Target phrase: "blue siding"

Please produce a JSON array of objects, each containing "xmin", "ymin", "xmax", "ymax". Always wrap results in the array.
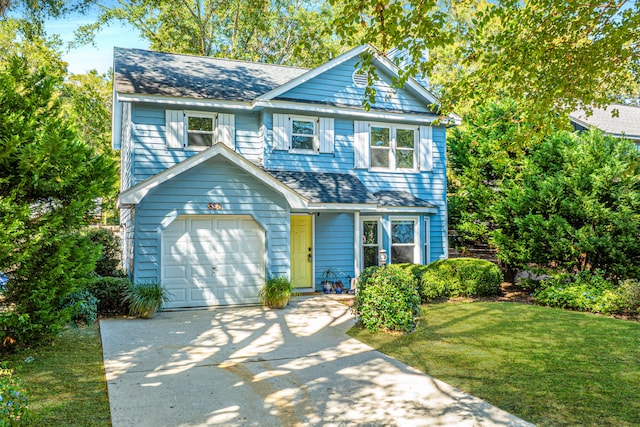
[
  {"xmin": 276, "ymin": 56, "xmax": 433, "ymax": 114},
  {"xmin": 129, "ymin": 105, "xmax": 262, "ymax": 187},
  {"xmin": 132, "ymin": 157, "xmax": 290, "ymax": 285},
  {"xmin": 314, "ymin": 213, "xmax": 355, "ymax": 289}
]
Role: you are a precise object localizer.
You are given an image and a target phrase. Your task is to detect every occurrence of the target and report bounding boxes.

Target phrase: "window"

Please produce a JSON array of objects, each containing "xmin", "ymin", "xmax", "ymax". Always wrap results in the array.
[
  {"xmin": 362, "ymin": 219, "xmax": 381, "ymax": 269},
  {"xmin": 369, "ymin": 124, "xmax": 417, "ymax": 171},
  {"xmin": 186, "ymin": 113, "xmax": 215, "ymax": 147},
  {"xmin": 290, "ymin": 116, "xmax": 317, "ymax": 152},
  {"xmin": 424, "ymin": 217, "xmax": 431, "ymax": 264},
  {"xmin": 391, "ymin": 218, "xmax": 418, "ymax": 264}
]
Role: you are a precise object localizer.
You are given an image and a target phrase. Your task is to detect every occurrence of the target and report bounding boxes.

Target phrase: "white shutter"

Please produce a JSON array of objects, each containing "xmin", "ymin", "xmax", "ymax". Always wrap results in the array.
[
  {"xmin": 216, "ymin": 113, "xmax": 235, "ymax": 149},
  {"xmin": 354, "ymin": 120, "xmax": 370, "ymax": 169},
  {"xmin": 165, "ymin": 110, "xmax": 185, "ymax": 148},
  {"xmin": 419, "ymin": 125, "xmax": 433, "ymax": 171},
  {"xmin": 272, "ymin": 113, "xmax": 290, "ymax": 150},
  {"xmin": 318, "ymin": 117, "xmax": 334, "ymax": 153}
]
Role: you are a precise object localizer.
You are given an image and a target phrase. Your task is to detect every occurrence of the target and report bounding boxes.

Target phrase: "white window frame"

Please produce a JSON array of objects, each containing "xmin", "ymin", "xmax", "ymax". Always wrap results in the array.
[
  {"xmin": 369, "ymin": 122, "xmax": 418, "ymax": 172},
  {"xmin": 361, "ymin": 216, "xmax": 382, "ymax": 270},
  {"xmin": 289, "ymin": 114, "xmax": 319, "ymax": 154},
  {"xmin": 389, "ymin": 216, "xmax": 420, "ymax": 264},
  {"xmin": 185, "ymin": 111, "xmax": 216, "ymax": 149},
  {"xmin": 424, "ymin": 216, "xmax": 431, "ymax": 264}
]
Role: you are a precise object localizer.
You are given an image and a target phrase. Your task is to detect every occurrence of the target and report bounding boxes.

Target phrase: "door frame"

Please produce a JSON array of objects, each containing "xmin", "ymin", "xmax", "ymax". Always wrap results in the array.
[{"xmin": 290, "ymin": 213, "xmax": 315, "ymax": 292}]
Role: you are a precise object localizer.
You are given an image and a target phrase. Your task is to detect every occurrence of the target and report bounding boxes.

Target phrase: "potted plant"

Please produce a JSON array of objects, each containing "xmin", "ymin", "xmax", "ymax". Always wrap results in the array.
[
  {"xmin": 333, "ymin": 280, "xmax": 344, "ymax": 294},
  {"xmin": 319, "ymin": 267, "xmax": 338, "ymax": 294},
  {"xmin": 123, "ymin": 282, "xmax": 171, "ymax": 319},
  {"xmin": 259, "ymin": 277, "xmax": 292, "ymax": 309}
]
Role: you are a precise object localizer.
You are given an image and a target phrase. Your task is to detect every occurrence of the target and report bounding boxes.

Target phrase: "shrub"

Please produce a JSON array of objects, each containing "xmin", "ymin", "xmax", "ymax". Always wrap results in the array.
[
  {"xmin": 616, "ymin": 280, "xmax": 640, "ymax": 315},
  {"xmin": 123, "ymin": 282, "xmax": 171, "ymax": 318},
  {"xmin": 534, "ymin": 271, "xmax": 619, "ymax": 314},
  {"xmin": 0, "ymin": 364, "xmax": 28, "ymax": 424},
  {"xmin": 85, "ymin": 276, "xmax": 132, "ymax": 316},
  {"xmin": 419, "ymin": 258, "xmax": 503, "ymax": 302},
  {"xmin": 86, "ymin": 228, "xmax": 121, "ymax": 277},
  {"xmin": 356, "ymin": 265, "xmax": 380, "ymax": 289},
  {"xmin": 61, "ymin": 290, "xmax": 98, "ymax": 327},
  {"xmin": 353, "ymin": 265, "xmax": 420, "ymax": 333}
]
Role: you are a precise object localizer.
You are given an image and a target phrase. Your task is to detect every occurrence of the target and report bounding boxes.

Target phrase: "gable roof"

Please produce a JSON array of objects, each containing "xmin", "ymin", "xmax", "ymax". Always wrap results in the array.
[
  {"xmin": 569, "ymin": 104, "xmax": 640, "ymax": 140},
  {"xmin": 118, "ymin": 143, "xmax": 307, "ymax": 208},
  {"xmin": 113, "ymin": 47, "xmax": 308, "ymax": 102}
]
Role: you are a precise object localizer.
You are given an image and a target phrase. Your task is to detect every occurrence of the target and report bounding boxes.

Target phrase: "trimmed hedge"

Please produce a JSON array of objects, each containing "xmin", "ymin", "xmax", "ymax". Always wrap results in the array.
[
  {"xmin": 353, "ymin": 265, "xmax": 420, "ymax": 333},
  {"xmin": 419, "ymin": 258, "xmax": 503, "ymax": 302}
]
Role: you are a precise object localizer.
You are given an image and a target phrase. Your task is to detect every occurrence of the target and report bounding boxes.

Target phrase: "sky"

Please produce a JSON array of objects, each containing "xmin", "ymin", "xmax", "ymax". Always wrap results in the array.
[{"xmin": 45, "ymin": 8, "xmax": 149, "ymax": 75}]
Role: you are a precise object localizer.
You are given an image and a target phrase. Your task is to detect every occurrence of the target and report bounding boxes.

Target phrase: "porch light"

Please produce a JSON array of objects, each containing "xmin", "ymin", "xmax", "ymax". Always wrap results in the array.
[{"xmin": 378, "ymin": 249, "xmax": 388, "ymax": 267}]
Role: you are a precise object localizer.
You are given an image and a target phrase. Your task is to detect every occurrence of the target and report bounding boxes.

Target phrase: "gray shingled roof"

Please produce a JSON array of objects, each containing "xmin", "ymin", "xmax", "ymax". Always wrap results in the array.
[
  {"xmin": 570, "ymin": 104, "xmax": 640, "ymax": 138},
  {"xmin": 373, "ymin": 191, "xmax": 436, "ymax": 208},
  {"xmin": 266, "ymin": 170, "xmax": 378, "ymax": 204},
  {"xmin": 114, "ymin": 47, "xmax": 308, "ymax": 101}
]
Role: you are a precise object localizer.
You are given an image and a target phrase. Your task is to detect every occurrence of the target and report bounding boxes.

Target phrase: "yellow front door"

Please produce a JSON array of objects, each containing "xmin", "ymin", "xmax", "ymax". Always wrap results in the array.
[{"xmin": 290, "ymin": 215, "xmax": 312, "ymax": 289}]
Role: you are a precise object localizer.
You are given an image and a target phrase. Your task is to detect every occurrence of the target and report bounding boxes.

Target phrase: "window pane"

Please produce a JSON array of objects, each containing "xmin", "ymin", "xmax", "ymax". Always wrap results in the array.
[
  {"xmin": 292, "ymin": 135, "xmax": 314, "ymax": 150},
  {"xmin": 392, "ymin": 245, "xmax": 415, "ymax": 264},
  {"xmin": 392, "ymin": 221, "xmax": 415, "ymax": 244},
  {"xmin": 364, "ymin": 246, "xmax": 379, "ymax": 268},
  {"xmin": 396, "ymin": 129, "xmax": 415, "ymax": 148},
  {"xmin": 188, "ymin": 133, "xmax": 213, "ymax": 146},
  {"xmin": 292, "ymin": 120, "xmax": 314, "ymax": 136},
  {"xmin": 188, "ymin": 116, "xmax": 213, "ymax": 132},
  {"xmin": 371, "ymin": 147, "xmax": 390, "ymax": 168},
  {"xmin": 397, "ymin": 149, "xmax": 414, "ymax": 169},
  {"xmin": 363, "ymin": 221, "xmax": 378, "ymax": 244},
  {"xmin": 370, "ymin": 127, "xmax": 390, "ymax": 147}
]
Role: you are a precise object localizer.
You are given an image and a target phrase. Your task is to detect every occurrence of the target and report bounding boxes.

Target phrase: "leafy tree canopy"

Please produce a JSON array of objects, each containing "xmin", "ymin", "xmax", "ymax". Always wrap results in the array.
[
  {"xmin": 74, "ymin": 0, "xmax": 344, "ymax": 67},
  {"xmin": 333, "ymin": 0, "xmax": 640, "ymax": 131}
]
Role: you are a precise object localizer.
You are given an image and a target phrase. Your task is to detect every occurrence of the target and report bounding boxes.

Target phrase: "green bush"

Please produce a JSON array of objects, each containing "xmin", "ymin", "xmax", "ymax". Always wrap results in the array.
[
  {"xmin": 259, "ymin": 277, "xmax": 292, "ymax": 308},
  {"xmin": 353, "ymin": 265, "xmax": 420, "ymax": 333},
  {"xmin": 0, "ymin": 364, "xmax": 28, "ymax": 424},
  {"xmin": 86, "ymin": 228, "xmax": 122, "ymax": 277},
  {"xmin": 356, "ymin": 265, "xmax": 380, "ymax": 289},
  {"xmin": 419, "ymin": 258, "xmax": 503, "ymax": 302},
  {"xmin": 616, "ymin": 280, "xmax": 640, "ymax": 315},
  {"xmin": 61, "ymin": 290, "xmax": 98, "ymax": 327},
  {"xmin": 534, "ymin": 271, "xmax": 618, "ymax": 314},
  {"xmin": 85, "ymin": 276, "xmax": 132, "ymax": 316}
]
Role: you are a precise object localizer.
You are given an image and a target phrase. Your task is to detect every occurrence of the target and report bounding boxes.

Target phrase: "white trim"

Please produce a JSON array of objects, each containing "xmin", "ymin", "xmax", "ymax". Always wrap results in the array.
[
  {"xmin": 116, "ymin": 93, "xmax": 253, "ymax": 110},
  {"xmin": 376, "ymin": 206, "xmax": 438, "ymax": 214},
  {"xmin": 424, "ymin": 216, "xmax": 431, "ymax": 264},
  {"xmin": 112, "ymin": 92, "xmax": 123, "ymax": 150},
  {"xmin": 354, "ymin": 211, "xmax": 361, "ymax": 278},
  {"xmin": 389, "ymin": 216, "xmax": 420, "ymax": 264},
  {"xmin": 117, "ymin": 143, "xmax": 308, "ymax": 209},
  {"xmin": 308, "ymin": 203, "xmax": 378, "ymax": 212},
  {"xmin": 256, "ymin": 99, "xmax": 440, "ymax": 123},
  {"xmin": 368, "ymin": 122, "xmax": 419, "ymax": 172},
  {"xmin": 256, "ymin": 45, "xmax": 370, "ymax": 101},
  {"xmin": 184, "ymin": 110, "xmax": 216, "ymax": 149},
  {"xmin": 289, "ymin": 114, "xmax": 319, "ymax": 153}
]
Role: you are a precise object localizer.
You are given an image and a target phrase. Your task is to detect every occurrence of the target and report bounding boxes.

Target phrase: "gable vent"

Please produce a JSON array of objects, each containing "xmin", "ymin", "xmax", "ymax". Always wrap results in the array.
[{"xmin": 352, "ymin": 70, "xmax": 368, "ymax": 88}]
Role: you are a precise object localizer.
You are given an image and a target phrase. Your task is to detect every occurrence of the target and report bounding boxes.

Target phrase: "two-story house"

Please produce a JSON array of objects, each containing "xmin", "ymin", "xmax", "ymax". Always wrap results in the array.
[{"xmin": 113, "ymin": 45, "xmax": 458, "ymax": 308}]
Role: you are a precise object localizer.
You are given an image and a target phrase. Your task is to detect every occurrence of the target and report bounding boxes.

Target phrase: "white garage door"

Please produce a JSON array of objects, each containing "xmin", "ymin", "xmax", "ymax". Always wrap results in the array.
[{"xmin": 162, "ymin": 215, "xmax": 265, "ymax": 308}]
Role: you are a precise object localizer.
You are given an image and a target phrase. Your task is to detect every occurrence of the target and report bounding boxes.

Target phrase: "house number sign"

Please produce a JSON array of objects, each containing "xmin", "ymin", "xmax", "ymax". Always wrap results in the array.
[{"xmin": 208, "ymin": 203, "xmax": 223, "ymax": 211}]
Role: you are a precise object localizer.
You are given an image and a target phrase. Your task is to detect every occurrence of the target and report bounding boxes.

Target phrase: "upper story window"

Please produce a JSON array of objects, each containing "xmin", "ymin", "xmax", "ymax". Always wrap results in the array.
[
  {"xmin": 272, "ymin": 113, "xmax": 334, "ymax": 154},
  {"xmin": 187, "ymin": 113, "xmax": 215, "ymax": 147},
  {"xmin": 291, "ymin": 116, "xmax": 317, "ymax": 152},
  {"xmin": 354, "ymin": 121, "xmax": 432, "ymax": 172},
  {"xmin": 370, "ymin": 124, "xmax": 417, "ymax": 171}
]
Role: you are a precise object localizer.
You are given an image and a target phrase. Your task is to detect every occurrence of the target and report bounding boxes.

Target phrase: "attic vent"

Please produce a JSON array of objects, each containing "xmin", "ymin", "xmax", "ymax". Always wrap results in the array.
[{"xmin": 352, "ymin": 70, "xmax": 368, "ymax": 88}]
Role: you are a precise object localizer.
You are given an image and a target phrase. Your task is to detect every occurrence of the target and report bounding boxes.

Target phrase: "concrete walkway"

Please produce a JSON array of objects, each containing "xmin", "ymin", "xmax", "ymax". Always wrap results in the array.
[{"xmin": 100, "ymin": 296, "xmax": 534, "ymax": 427}]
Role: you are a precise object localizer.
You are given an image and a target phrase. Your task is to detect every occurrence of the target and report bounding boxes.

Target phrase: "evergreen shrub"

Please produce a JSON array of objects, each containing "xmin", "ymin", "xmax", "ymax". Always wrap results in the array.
[{"xmin": 419, "ymin": 258, "xmax": 503, "ymax": 302}]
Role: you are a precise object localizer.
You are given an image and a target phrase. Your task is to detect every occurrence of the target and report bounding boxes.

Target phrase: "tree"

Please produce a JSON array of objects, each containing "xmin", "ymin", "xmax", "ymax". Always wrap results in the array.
[
  {"xmin": 76, "ymin": 0, "xmax": 344, "ymax": 67},
  {"xmin": 332, "ymin": 0, "xmax": 640, "ymax": 130},
  {"xmin": 492, "ymin": 129, "xmax": 640, "ymax": 280},
  {"xmin": 0, "ymin": 47, "xmax": 116, "ymax": 349}
]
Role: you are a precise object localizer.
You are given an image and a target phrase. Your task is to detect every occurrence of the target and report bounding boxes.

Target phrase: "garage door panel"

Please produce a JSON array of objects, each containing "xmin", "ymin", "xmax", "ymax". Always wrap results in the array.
[{"xmin": 163, "ymin": 215, "xmax": 265, "ymax": 308}]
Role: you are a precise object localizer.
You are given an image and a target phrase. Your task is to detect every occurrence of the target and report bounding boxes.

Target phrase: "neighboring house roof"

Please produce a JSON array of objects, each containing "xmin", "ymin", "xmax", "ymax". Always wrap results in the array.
[
  {"xmin": 373, "ymin": 191, "xmax": 436, "ymax": 208},
  {"xmin": 266, "ymin": 170, "xmax": 378, "ymax": 204},
  {"xmin": 113, "ymin": 47, "xmax": 308, "ymax": 102},
  {"xmin": 569, "ymin": 104, "xmax": 640, "ymax": 140}
]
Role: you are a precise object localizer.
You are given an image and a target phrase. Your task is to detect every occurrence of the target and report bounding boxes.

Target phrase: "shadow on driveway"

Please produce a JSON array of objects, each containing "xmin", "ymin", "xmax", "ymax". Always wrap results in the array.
[{"xmin": 100, "ymin": 296, "xmax": 534, "ymax": 426}]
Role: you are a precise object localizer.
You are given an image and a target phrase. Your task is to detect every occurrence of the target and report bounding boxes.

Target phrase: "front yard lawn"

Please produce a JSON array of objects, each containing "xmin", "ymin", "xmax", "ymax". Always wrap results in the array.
[
  {"xmin": 349, "ymin": 301, "xmax": 640, "ymax": 426},
  {"xmin": 2, "ymin": 327, "xmax": 110, "ymax": 426}
]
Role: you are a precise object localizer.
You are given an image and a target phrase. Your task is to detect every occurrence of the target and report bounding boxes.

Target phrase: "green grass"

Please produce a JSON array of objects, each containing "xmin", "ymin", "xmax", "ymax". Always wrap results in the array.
[
  {"xmin": 349, "ymin": 301, "xmax": 640, "ymax": 427},
  {"xmin": 2, "ymin": 327, "xmax": 111, "ymax": 426}
]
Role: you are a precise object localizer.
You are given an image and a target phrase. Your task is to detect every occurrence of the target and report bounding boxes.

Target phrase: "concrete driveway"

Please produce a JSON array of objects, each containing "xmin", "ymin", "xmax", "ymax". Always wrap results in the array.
[{"xmin": 100, "ymin": 296, "xmax": 533, "ymax": 427}]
